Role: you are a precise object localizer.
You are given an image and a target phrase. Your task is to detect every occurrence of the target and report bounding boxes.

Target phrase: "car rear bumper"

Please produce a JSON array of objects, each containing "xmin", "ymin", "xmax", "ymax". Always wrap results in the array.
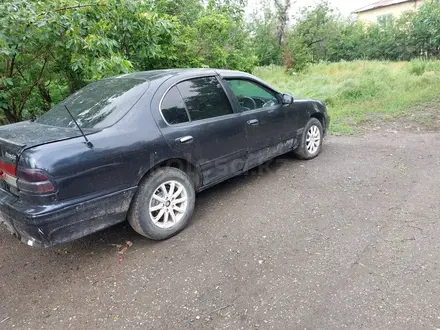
[{"xmin": 0, "ymin": 187, "xmax": 137, "ymax": 248}]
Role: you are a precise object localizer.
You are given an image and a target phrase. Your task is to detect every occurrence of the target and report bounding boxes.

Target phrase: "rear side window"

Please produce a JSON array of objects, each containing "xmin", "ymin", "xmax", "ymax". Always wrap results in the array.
[
  {"xmin": 177, "ymin": 77, "xmax": 233, "ymax": 121},
  {"xmin": 161, "ymin": 87, "xmax": 189, "ymax": 125}
]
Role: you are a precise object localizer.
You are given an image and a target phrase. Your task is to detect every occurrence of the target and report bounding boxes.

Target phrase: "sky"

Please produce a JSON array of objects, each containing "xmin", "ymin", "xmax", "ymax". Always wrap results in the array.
[{"xmin": 246, "ymin": 0, "xmax": 374, "ymax": 17}]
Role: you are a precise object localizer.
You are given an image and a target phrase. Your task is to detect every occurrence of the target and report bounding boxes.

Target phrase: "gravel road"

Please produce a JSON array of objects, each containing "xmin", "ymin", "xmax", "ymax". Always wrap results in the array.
[{"xmin": 1, "ymin": 131, "xmax": 440, "ymax": 330}]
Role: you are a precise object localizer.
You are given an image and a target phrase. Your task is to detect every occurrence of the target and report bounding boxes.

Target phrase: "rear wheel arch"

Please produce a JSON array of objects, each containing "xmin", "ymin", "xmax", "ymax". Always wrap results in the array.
[{"xmin": 139, "ymin": 158, "xmax": 202, "ymax": 191}]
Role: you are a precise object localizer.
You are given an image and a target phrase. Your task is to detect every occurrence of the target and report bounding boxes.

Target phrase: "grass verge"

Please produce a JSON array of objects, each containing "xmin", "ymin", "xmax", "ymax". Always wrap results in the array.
[{"xmin": 253, "ymin": 60, "xmax": 440, "ymax": 135}]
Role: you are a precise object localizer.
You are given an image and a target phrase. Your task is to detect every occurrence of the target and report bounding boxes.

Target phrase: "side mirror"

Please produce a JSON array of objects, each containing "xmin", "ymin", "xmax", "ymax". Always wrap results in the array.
[{"xmin": 282, "ymin": 94, "xmax": 294, "ymax": 105}]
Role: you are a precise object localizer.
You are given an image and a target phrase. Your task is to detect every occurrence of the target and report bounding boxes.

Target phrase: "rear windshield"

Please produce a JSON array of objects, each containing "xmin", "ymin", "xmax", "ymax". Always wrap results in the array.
[{"xmin": 36, "ymin": 78, "xmax": 147, "ymax": 129}]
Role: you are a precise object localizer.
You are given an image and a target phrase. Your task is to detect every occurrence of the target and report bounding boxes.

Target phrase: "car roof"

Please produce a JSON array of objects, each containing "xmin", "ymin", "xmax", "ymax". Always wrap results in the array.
[
  {"xmin": 109, "ymin": 68, "xmax": 279, "ymax": 93},
  {"xmin": 114, "ymin": 69, "xmax": 215, "ymax": 81},
  {"xmin": 113, "ymin": 68, "xmax": 254, "ymax": 82},
  {"xmin": 215, "ymin": 69, "xmax": 253, "ymax": 78}
]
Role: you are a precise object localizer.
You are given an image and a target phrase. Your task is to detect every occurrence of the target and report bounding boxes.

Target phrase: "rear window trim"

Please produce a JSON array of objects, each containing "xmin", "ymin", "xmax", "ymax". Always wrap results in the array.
[
  {"xmin": 160, "ymin": 86, "xmax": 191, "ymax": 126},
  {"xmin": 158, "ymin": 75, "xmax": 237, "ymax": 127}
]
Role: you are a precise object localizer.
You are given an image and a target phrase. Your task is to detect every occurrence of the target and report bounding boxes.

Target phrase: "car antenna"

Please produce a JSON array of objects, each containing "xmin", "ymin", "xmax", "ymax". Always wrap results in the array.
[{"xmin": 64, "ymin": 104, "xmax": 93, "ymax": 149}]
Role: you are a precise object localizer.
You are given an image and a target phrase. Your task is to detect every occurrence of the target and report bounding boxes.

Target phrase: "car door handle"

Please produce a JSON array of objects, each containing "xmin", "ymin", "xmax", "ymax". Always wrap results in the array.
[
  {"xmin": 177, "ymin": 136, "xmax": 193, "ymax": 144},
  {"xmin": 247, "ymin": 119, "xmax": 259, "ymax": 126}
]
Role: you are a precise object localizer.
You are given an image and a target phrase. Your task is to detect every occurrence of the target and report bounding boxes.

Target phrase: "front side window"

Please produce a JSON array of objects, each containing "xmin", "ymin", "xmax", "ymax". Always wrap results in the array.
[
  {"xmin": 177, "ymin": 77, "xmax": 233, "ymax": 121},
  {"xmin": 161, "ymin": 86, "xmax": 190, "ymax": 125},
  {"xmin": 226, "ymin": 79, "xmax": 279, "ymax": 111}
]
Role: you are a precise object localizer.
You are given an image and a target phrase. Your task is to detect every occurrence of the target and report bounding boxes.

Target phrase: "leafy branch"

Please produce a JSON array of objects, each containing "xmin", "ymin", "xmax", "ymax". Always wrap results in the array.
[{"xmin": 37, "ymin": 3, "xmax": 108, "ymax": 17}]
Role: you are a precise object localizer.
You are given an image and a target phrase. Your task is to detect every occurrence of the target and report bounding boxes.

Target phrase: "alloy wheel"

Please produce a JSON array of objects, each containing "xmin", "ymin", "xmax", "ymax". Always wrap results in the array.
[
  {"xmin": 149, "ymin": 180, "xmax": 188, "ymax": 229},
  {"xmin": 306, "ymin": 125, "xmax": 321, "ymax": 154}
]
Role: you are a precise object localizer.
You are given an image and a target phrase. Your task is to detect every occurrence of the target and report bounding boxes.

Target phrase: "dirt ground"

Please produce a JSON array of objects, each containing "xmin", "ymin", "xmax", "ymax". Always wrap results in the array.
[{"xmin": 1, "ymin": 128, "xmax": 440, "ymax": 330}]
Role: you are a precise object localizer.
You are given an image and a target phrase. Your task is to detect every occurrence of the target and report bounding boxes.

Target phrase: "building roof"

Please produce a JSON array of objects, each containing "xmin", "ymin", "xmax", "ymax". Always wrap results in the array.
[{"xmin": 353, "ymin": 0, "xmax": 413, "ymax": 13}]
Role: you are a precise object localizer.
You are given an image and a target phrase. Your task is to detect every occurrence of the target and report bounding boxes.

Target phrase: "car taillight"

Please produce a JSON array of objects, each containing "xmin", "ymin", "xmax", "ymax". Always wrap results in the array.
[
  {"xmin": 16, "ymin": 168, "xmax": 55, "ymax": 194},
  {"xmin": 0, "ymin": 161, "xmax": 17, "ymax": 187},
  {"xmin": 0, "ymin": 161, "xmax": 16, "ymax": 176}
]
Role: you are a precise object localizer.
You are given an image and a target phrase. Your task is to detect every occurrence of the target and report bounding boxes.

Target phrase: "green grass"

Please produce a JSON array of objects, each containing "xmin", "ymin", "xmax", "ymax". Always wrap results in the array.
[{"xmin": 253, "ymin": 60, "xmax": 440, "ymax": 134}]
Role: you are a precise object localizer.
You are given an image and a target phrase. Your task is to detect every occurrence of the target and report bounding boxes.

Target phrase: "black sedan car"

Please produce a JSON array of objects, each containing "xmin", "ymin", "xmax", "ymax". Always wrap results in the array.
[{"xmin": 0, "ymin": 69, "xmax": 329, "ymax": 248}]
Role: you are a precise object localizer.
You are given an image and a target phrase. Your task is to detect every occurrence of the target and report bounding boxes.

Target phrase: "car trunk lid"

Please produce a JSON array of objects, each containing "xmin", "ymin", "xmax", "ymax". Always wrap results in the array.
[
  {"xmin": 0, "ymin": 121, "xmax": 86, "ymax": 194},
  {"xmin": 0, "ymin": 121, "xmax": 86, "ymax": 148}
]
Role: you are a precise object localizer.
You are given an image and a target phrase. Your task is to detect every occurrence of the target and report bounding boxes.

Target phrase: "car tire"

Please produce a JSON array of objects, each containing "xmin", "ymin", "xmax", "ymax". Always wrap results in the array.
[
  {"xmin": 293, "ymin": 118, "xmax": 324, "ymax": 160},
  {"xmin": 128, "ymin": 167, "xmax": 195, "ymax": 240}
]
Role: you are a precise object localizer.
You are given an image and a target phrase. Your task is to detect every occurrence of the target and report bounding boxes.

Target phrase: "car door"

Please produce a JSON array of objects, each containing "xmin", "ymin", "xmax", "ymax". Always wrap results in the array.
[
  {"xmin": 157, "ymin": 76, "xmax": 246, "ymax": 186},
  {"xmin": 222, "ymin": 78, "xmax": 298, "ymax": 170}
]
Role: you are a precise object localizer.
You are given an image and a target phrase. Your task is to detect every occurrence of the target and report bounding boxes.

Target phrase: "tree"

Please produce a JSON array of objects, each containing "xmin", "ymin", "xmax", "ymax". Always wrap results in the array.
[
  {"xmin": 290, "ymin": 1, "xmax": 339, "ymax": 63},
  {"xmin": 412, "ymin": 0, "xmax": 440, "ymax": 57},
  {"xmin": 190, "ymin": 1, "xmax": 256, "ymax": 71},
  {"xmin": 249, "ymin": 0, "xmax": 283, "ymax": 66},
  {"xmin": 274, "ymin": 0, "xmax": 292, "ymax": 46},
  {"xmin": 0, "ymin": 0, "xmax": 132, "ymax": 123},
  {"xmin": 0, "ymin": 0, "xmax": 199, "ymax": 123}
]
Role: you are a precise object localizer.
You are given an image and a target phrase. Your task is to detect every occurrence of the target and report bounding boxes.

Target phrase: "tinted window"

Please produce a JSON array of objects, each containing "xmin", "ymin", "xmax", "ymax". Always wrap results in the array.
[
  {"xmin": 177, "ymin": 77, "xmax": 233, "ymax": 121},
  {"xmin": 226, "ymin": 79, "xmax": 278, "ymax": 111},
  {"xmin": 36, "ymin": 78, "xmax": 147, "ymax": 129},
  {"xmin": 161, "ymin": 87, "xmax": 189, "ymax": 125}
]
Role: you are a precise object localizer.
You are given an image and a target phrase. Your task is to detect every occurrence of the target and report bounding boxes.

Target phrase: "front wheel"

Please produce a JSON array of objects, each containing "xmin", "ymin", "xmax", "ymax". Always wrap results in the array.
[
  {"xmin": 293, "ymin": 118, "xmax": 324, "ymax": 160},
  {"xmin": 128, "ymin": 167, "xmax": 195, "ymax": 240}
]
